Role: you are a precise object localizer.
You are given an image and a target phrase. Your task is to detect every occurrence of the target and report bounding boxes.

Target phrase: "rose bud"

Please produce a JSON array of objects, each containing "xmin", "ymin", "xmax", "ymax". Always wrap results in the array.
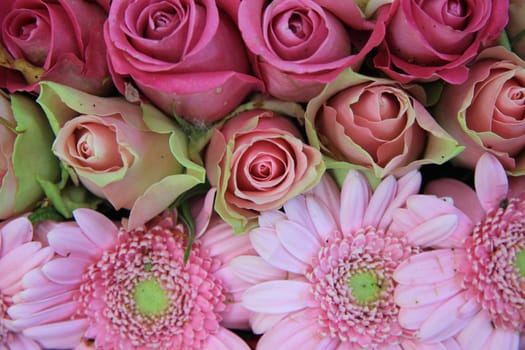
[
  {"xmin": 434, "ymin": 46, "xmax": 525, "ymax": 175},
  {"xmin": 105, "ymin": 0, "xmax": 262, "ymax": 124},
  {"xmin": 37, "ymin": 81, "xmax": 206, "ymax": 229},
  {"xmin": 305, "ymin": 69, "xmax": 462, "ymax": 185},
  {"xmin": 0, "ymin": 91, "xmax": 60, "ymax": 219},
  {"xmin": 205, "ymin": 106, "xmax": 325, "ymax": 233},
  {"xmin": 373, "ymin": 0, "xmax": 509, "ymax": 84},
  {"xmin": 0, "ymin": 0, "xmax": 113, "ymax": 95}
]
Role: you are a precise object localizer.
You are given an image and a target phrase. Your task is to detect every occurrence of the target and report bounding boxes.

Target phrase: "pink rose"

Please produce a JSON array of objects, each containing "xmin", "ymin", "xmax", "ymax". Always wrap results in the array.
[
  {"xmin": 105, "ymin": 0, "xmax": 262, "ymax": 124},
  {"xmin": 238, "ymin": 0, "xmax": 393, "ymax": 102},
  {"xmin": 0, "ymin": 0, "xmax": 112, "ymax": 95},
  {"xmin": 38, "ymin": 81, "xmax": 206, "ymax": 229},
  {"xmin": 373, "ymin": 0, "xmax": 509, "ymax": 84},
  {"xmin": 434, "ymin": 46, "xmax": 525, "ymax": 175},
  {"xmin": 205, "ymin": 107, "xmax": 325, "ymax": 233},
  {"xmin": 305, "ymin": 69, "xmax": 462, "ymax": 183}
]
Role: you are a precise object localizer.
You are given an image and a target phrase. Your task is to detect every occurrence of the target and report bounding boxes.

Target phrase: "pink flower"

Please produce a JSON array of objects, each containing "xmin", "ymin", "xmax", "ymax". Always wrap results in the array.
[
  {"xmin": 0, "ymin": 0, "xmax": 112, "ymax": 95},
  {"xmin": 237, "ymin": 0, "xmax": 393, "ymax": 102},
  {"xmin": 393, "ymin": 153, "xmax": 525, "ymax": 348},
  {"xmin": 305, "ymin": 69, "xmax": 462, "ymax": 183},
  {"xmin": 104, "ymin": 0, "xmax": 262, "ymax": 123},
  {"xmin": 433, "ymin": 46, "xmax": 525, "ymax": 175},
  {"xmin": 508, "ymin": 0, "xmax": 525, "ymax": 59},
  {"xmin": 9, "ymin": 191, "xmax": 256, "ymax": 349},
  {"xmin": 0, "ymin": 217, "xmax": 54, "ymax": 349},
  {"xmin": 231, "ymin": 169, "xmax": 462, "ymax": 348},
  {"xmin": 373, "ymin": 0, "xmax": 509, "ymax": 84},
  {"xmin": 38, "ymin": 81, "xmax": 206, "ymax": 229},
  {"xmin": 205, "ymin": 107, "xmax": 325, "ymax": 233}
]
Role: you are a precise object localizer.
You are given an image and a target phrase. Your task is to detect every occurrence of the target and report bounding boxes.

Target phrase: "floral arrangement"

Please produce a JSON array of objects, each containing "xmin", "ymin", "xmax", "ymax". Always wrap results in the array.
[{"xmin": 0, "ymin": 0, "xmax": 524, "ymax": 349}]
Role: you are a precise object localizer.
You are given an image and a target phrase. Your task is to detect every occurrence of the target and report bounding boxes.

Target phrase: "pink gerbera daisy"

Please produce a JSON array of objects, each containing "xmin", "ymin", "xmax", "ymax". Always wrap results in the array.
[
  {"xmin": 9, "ymin": 191, "xmax": 255, "ymax": 349},
  {"xmin": 0, "ymin": 217, "xmax": 54, "ymax": 350},
  {"xmin": 232, "ymin": 170, "xmax": 462, "ymax": 349},
  {"xmin": 393, "ymin": 153, "xmax": 525, "ymax": 349}
]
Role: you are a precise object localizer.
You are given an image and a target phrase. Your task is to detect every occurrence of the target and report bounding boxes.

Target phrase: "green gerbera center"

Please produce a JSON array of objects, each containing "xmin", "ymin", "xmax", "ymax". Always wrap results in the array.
[
  {"xmin": 516, "ymin": 249, "xmax": 525, "ymax": 277},
  {"xmin": 348, "ymin": 270, "xmax": 383, "ymax": 304},
  {"xmin": 133, "ymin": 279, "xmax": 170, "ymax": 316}
]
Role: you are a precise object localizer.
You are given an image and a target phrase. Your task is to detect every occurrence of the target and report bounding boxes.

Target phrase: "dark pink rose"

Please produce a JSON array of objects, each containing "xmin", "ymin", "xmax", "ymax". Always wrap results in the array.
[
  {"xmin": 0, "ymin": 0, "xmax": 112, "ymax": 95},
  {"xmin": 373, "ymin": 0, "xmax": 509, "ymax": 84},
  {"xmin": 105, "ymin": 0, "xmax": 262, "ymax": 124},
  {"xmin": 238, "ymin": 0, "xmax": 393, "ymax": 102}
]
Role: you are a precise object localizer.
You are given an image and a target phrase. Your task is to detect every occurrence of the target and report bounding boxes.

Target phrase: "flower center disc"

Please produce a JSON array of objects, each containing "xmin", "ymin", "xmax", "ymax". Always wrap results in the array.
[
  {"xmin": 133, "ymin": 279, "xmax": 169, "ymax": 316},
  {"xmin": 348, "ymin": 270, "xmax": 382, "ymax": 304},
  {"xmin": 516, "ymin": 250, "xmax": 525, "ymax": 277}
]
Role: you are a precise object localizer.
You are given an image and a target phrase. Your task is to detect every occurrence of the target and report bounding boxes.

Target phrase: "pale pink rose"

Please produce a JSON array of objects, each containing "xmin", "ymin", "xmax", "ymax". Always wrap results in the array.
[
  {"xmin": 434, "ymin": 46, "xmax": 525, "ymax": 175},
  {"xmin": 373, "ymin": 0, "xmax": 509, "ymax": 84},
  {"xmin": 205, "ymin": 108, "xmax": 325, "ymax": 233},
  {"xmin": 237, "ymin": 0, "xmax": 394, "ymax": 102},
  {"xmin": 38, "ymin": 81, "xmax": 206, "ymax": 229},
  {"xmin": 0, "ymin": 0, "xmax": 112, "ymax": 95},
  {"xmin": 105, "ymin": 0, "xmax": 262, "ymax": 123},
  {"xmin": 305, "ymin": 69, "xmax": 462, "ymax": 182}
]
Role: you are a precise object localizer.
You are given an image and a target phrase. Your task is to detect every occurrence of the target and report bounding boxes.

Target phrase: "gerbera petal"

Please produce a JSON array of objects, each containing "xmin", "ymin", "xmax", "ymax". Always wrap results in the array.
[
  {"xmin": 205, "ymin": 327, "xmax": 251, "ymax": 350},
  {"xmin": 418, "ymin": 291, "xmax": 481, "ymax": 342},
  {"xmin": 394, "ymin": 249, "xmax": 468, "ymax": 284},
  {"xmin": 308, "ymin": 173, "xmax": 341, "ymax": 216},
  {"xmin": 276, "ymin": 219, "xmax": 321, "ymax": 265},
  {"xmin": 395, "ymin": 276, "xmax": 463, "ymax": 307},
  {"xmin": 0, "ymin": 242, "xmax": 45, "ymax": 289},
  {"xmin": 194, "ymin": 188, "xmax": 216, "ymax": 238},
  {"xmin": 73, "ymin": 208, "xmax": 118, "ymax": 250},
  {"xmin": 230, "ymin": 255, "xmax": 288, "ymax": 284},
  {"xmin": 474, "ymin": 153, "xmax": 509, "ymax": 213},
  {"xmin": 257, "ymin": 310, "xmax": 340, "ymax": 350},
  {"xmin": 406, "ymin": 214, "xmax": 458, "ymax": 247},
  {"xmin": 249, "ymin": 312, "xmax": 288, "ymax": 334},
  {"xmin": 250, "ymin": 226, "xmax": 308, "ymax": 274},
  {"xmin": 456, "ymin": 310, "xmax": 493, "ymax": 349},
  {"xmin": 42, "ymin": 257, "xmax": 90, "ymax": 284},
  {"xmin": 47, "ymin": 228, "xmax": 99, "ymax": 258},
  {"xmin": 398, "ymin": 302, "xmax": 442, "ymax": 330},
  {"xmin": 379, "ymin": 170, "xmax": 421, "ymax": 229},
  {"xmin": 8, "ymin": 290, "xmax": 76, "ymax": 319},
  {"xmin": 340, "ymin": 170, "xmax": 369, "ymax": 234},
  {"xmin": 282, "ymin": 195, "xmax": 316, "ymax": 230},
  {"xmin": 425, "ymin": 178, "xmax": 485, "ymax": 224},
  {"xmin": 23, "ymin": 318, "xmax": 89, "ymax": 349},
  {"xmin": 0, "ymin": 246, "xmax": 54, "ymax": 293},
  {"xmin": 258, "ymin": 210, "xmax": 286, "ymax": 227},
  {"xmin": 363, "ymin": 175, "xmax": 397, "ymax": 228},
  {"xmin": 242, "ymin": 280, "xmax": 312, "ymax": 314},
  {"xmin": 0, "ymin": 217, "xmax": 33, "ymax": 256},
  {"xmin": 306, "ymin": 196, "xmax": 338, "ymax": 241},
  {"xmin": 7, "ymin": 333, "xmax": 41, "ymax": 350},
  {"xmin": 219, "ymin": 301, "xmax": 251, "ymax": 330},
  {"xmin": 482, "ymin": 327, "xmax": 520, "ymax": 350},
  {"xmin": 201, "ymin": 222, "xmax": 254, "ymax": 262},
  {"xmin": 11, "ymin": 301, "xmax": 79, "ymax": 329}
]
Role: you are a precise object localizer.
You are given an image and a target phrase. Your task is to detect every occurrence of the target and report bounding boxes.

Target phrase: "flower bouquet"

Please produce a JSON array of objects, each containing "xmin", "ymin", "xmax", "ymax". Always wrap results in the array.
[{"xmin": 0, "ymin": 0, "xmax": 524, "ymax": 349}]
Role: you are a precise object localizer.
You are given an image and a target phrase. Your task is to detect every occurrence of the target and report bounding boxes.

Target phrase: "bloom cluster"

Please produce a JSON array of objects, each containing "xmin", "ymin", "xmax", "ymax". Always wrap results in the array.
[{"xmin": 0, "ymin": 0, "xmax": 524, "ymax": 349}]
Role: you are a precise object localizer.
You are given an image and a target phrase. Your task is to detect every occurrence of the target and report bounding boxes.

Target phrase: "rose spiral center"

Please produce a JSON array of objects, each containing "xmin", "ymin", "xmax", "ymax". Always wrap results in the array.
[{"xmin": 447, "ymin": 0, "xmax": 466, "ymax": 17}]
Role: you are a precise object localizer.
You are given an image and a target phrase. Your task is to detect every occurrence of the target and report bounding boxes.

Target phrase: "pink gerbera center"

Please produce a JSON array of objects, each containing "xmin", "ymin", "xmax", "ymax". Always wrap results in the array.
[
  {"xmin": 77, "ymin": 225, "xmax": 226, "ymax": 349},
  {"xmin": 307, "ymin": 226, "xmax": 415, "ymax": 348},
  {"xmin": 464, "ymin": 194, "xmax": 525, "ymax": 331}
]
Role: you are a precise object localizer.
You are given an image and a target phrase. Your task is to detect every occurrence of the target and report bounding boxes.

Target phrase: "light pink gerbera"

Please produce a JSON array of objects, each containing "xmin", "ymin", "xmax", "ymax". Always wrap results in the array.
[
  {"xmin": 393, "ymin": 153, "xmax": 525, "ymax": 349},
  {"xmin": 8, "ymin": 190, "xmax": 256, "ymax": 349},
  {"xmin": 231, "ymin": 170, "xmax": 463, "ymax": 349},
  {"xmin": 0, "ymin": 217, "xmax": 54, "ymax": 350}
]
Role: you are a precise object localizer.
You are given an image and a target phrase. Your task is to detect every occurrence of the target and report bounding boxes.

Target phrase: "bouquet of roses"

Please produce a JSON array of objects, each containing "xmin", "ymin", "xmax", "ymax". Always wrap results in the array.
[{"xmin": 0, "ymin": 0, "xmax": 524, "ymax": 349}]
